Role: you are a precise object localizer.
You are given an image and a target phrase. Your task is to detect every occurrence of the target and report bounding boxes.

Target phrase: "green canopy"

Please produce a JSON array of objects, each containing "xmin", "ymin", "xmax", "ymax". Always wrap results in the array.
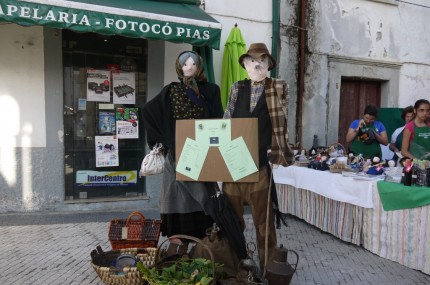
[
  {"xmin": 220, "ymin": 26, "xmax": 248, "ymax": 109},
  {"xmin": 378, "ymin": 108, "xmax": 403, "ymax": 139},
  {"xmin": 0, "ymin": 0, "xmax": 221, "ymax": 49},
  {"xmin": 194, "ymin": 46, "xmax": 215, "ymax": 83}
]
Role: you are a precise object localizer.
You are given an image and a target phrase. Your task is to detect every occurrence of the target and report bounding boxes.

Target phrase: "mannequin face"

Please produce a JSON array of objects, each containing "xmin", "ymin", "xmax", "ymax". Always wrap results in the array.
[
  {"xmin": 243, "ymin": 55, "xmax": 269, "ymax": 82},
  {"xmin": 182, "ymin": 57, "xmax": 197, "ymax": 77}
]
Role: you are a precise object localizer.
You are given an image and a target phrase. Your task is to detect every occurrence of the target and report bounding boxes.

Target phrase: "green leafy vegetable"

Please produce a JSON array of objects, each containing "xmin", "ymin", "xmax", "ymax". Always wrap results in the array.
[{"xmin": 137, "ymin": 257, "xmax": 222, "ymax": 285}]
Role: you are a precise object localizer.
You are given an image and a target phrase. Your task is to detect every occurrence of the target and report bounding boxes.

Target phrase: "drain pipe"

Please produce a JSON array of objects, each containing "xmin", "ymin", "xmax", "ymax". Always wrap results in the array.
[
  {"xmin": 271, "ymin": 0, "xmax": 280, "ymax": 78},
  {"xmin": 296, "ymin": 0, "xmax": 307, "ymax": 145}
]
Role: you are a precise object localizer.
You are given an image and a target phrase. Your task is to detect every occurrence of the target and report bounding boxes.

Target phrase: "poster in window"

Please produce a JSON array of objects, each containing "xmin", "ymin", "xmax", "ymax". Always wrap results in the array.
[
  {"xmin": 116, "ymin": 107, "xmax": 139, "ymax": 139},
  {"xmin": 113, "ymin": 71, "xmax": 136, "ymax": 104},
  {"xmin": 95, "ymin": 135, "xmax": 119, "ymax": 167},
  {"xmin": 87, "ymin": 69, "xmax": 110, "ymax": 102},
  {"xmin": 98, "ymin": 111, "xmax": 116, "ymax": 135}
]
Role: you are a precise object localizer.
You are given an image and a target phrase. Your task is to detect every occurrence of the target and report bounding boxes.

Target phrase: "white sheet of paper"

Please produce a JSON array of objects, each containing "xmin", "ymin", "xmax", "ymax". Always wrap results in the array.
[
  {"xmin": 176, "ymin": 138, "xmax": 209, "ymax": 180},
  {"xmin": 195, "ymin": 119, "xmax": 231, "ymax": 147},
  {"xmin": 219, "ymin": 136, "xmax": 258, "ymax": 181}
]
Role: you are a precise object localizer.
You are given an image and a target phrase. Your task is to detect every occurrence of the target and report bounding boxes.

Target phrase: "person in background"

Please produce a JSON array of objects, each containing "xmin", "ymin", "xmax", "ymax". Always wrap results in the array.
[
  {"xmin": 401, "ymin": 99, "xmax": 430, "ymax": 160},
  {"xmin": 389, "ymin": 106, "xmax": 414, "ymax": 162},
  {"xmin": 346, "ymin": 104, "xmax": 389, "ymax": 159},
  {"xmin": 141, "ymin": 51, "xmax": 223, "ymax": 239},
  {"xmin": 222, "ymin": 43, "xmax": 294, "ymax": 272}
]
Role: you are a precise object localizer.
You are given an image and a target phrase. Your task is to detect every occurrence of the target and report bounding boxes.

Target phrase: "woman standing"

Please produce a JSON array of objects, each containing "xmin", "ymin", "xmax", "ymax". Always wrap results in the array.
[
  {"xmin": 141, "ymin": 51, "xmax": 223, "ymax": 239},
  {"xmin": 401, "ymin": 99, "xmax": 430, "ymax": 160}
]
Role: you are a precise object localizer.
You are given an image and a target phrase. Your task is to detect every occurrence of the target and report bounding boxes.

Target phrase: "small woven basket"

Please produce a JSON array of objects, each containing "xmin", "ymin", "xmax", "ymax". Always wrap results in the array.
[
  {"xmin": 326, "ymin": 143, "xmax": 348, "ymax": 157},
  {"xmin": 91, "ymin": 246, "xmax": 157, "ymax": 285},
  {"xmin": 108, "ymin": 211, "xmax": 162, "ymax": 250}
]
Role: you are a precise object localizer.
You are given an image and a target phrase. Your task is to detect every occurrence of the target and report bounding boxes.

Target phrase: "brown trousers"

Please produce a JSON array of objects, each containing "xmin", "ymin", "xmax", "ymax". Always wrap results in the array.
[{"xmin": 222, "ymin": 166, "xmax": 277, "ymax": 270}]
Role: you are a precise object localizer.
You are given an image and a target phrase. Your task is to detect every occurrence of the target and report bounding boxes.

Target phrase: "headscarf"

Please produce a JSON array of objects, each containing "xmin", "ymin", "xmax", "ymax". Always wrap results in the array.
[{"xmin": 175, "ymin": 51, "xmax": 207, "ymax": 107}]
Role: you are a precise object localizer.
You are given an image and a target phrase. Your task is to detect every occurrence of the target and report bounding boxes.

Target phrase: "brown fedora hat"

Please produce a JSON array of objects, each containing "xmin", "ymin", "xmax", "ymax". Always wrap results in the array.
[{"xmin": 238, "ymin": 43, "xmax": 276, "ymax": 71}]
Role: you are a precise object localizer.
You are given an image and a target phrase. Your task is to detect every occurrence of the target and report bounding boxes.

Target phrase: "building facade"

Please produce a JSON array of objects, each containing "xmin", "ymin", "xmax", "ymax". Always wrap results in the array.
[{"xmin": 1, "ymin": 0, "xmax": 429, "ymax": 212}]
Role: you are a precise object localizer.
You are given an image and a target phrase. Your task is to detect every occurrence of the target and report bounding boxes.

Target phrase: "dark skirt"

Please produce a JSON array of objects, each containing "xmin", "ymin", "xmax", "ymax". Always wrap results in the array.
[{"xmin": 160, "ymin": 211, "xmax": 214, "ymax": 239}]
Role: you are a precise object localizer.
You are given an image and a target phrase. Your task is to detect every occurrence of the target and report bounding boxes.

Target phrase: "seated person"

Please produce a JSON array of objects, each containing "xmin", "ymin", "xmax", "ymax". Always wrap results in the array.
[
  {"xmin": 389, "ymin": 105, "xmax": 414, "ymax": 161},
  {"xmin": 346, "ymin": 104, "xmax": 388, "ymax": 159},
  {"xmin": 401, "ymin": 99, "xmax": 430, "ymax": 160}
]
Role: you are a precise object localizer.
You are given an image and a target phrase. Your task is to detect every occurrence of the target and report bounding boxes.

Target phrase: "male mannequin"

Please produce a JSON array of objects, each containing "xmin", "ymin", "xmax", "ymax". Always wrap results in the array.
[{"xmin": 223, "ymin": 43, "xmax": 294, "ymax": 271}]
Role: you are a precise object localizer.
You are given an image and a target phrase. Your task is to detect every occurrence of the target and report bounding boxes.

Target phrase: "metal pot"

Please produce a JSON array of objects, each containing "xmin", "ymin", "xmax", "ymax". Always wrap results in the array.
[{"xmin": 264, "ymin": 245, "xmax": 299, "ymax": 285}]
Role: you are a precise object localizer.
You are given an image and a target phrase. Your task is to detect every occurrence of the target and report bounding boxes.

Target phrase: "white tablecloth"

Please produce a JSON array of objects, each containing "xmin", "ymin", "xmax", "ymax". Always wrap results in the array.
[{"xmin": 273, "ymin": 165, "xmax": 375, "ymax": 208}]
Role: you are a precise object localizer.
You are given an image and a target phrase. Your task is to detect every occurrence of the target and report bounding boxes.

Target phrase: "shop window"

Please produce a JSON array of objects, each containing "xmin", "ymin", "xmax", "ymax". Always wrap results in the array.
[{"xmin": 63, "ymin": 30, "xmax": 148, "ymax": 200}]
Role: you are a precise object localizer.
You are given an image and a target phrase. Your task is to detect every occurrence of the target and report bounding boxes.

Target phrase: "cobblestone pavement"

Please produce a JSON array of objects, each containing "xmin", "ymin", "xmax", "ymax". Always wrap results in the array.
[{"xmin": 0, "ymin": 209, "xmax": 429, "ymax": 285}]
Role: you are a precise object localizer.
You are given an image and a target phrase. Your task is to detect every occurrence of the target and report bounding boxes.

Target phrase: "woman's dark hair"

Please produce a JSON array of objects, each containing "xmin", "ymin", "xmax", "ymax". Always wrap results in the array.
[
  {"xmin": 364, "ymin": 104, "xmax": 378, "ymax": 117},
  {"xmin": 414, "ymin": 99, "xmax": 430, "ymax": 109},
  {"xmin": 401, "ymin": 105, "xmax": 414, "ymax": 121}
]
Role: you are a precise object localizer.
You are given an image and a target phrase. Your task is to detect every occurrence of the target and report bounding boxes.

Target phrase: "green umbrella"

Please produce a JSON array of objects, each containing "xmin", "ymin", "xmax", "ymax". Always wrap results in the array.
[{"xmin": 221, "ymin": 25, "xmax": 248, "ymax": 109}]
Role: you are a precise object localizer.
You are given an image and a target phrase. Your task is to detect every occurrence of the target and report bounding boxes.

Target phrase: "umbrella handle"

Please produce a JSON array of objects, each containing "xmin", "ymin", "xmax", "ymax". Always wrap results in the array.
[{"xmin": 263, "ymin": 163, "xmax": 274, "ymax": 276}]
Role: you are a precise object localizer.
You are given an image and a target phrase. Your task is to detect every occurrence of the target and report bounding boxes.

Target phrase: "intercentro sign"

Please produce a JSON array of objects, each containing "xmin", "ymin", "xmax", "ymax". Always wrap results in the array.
[
  {"xmin": 0, "ymin": 0, "xmax": 221, "ymax": 49},
  {"xmin": 76, "ymin": 170, "xmax": 137, "ymax": 187}
]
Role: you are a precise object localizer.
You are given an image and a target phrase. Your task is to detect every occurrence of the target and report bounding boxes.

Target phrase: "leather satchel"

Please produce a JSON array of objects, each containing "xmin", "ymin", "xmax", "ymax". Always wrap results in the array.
[
  {"xmin": 139, "ymin": 143, "xmax": 165, "ymax": 176},
  {"xmin": 190, "ymin": 224, "xmax": 240, "ymax": 278}
]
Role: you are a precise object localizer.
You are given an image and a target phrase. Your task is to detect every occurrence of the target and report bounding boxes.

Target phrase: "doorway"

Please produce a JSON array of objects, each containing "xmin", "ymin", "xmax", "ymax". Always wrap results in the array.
[{"xmin": 338, "ymin": 79, "xmax": 381, "ymax": 150}]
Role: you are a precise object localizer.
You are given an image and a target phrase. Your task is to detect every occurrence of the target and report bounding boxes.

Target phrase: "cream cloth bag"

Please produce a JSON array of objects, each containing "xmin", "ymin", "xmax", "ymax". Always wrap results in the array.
[{"xmin": 139, "ymin": 143, "xmax": 165, "ymax": 176}]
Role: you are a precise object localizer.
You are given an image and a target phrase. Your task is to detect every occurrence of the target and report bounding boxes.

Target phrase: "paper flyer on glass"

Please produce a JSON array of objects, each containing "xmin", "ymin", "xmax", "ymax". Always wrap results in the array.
[
  {"xmin": 76, "ymin": 170, "xmax": 137, "ymax": 187},
  {"xmin": 116, "ymin": 107, "xmax": 139, "ymax": 139},
  {"xmin": 78, "ymin": 98, "xmax": 87, "ymax": 111},
  {"xmin": 112, "ymin": 71, "xmax": 136, "ymax": 104},
  {"xmin": 98, "ymin": 110, "xmax": 116, "ymax": 135},
  {"xmin": 87, "ymin": 69, "xmax": 110, "ymax": 102},
  {"xmin": 95, "ymin": 136, "xmax": 119, "ymax": 167}
]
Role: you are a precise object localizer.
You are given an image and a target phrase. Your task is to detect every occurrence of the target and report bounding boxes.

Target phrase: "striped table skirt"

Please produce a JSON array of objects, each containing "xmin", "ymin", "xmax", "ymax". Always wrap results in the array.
[
  {"xmin": 277, "ymin": 182, "xmax": 430, "ymax": 275},
  {"xmin": 276, "ymin": 184, "xmax": 364, "ymax": 245},
  {"xmin": 363, "ymin": 183, "xmax": 430, "ymax": 275}
]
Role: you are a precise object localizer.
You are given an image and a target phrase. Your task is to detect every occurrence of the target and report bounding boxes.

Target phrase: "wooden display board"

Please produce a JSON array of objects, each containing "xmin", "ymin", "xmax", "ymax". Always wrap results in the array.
[{"xmin": 175, "ymin": 118, "xmax": 259, "ymax": 182}]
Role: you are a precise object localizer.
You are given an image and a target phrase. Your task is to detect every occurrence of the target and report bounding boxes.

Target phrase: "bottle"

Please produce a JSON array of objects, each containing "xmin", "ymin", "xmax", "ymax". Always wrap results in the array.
[
  {"xmin": 416, "ymin": 161, "xmax": 426, "ymax": 187},
  {"xmin": 403, "ymin": 159, "xmax": 412, "ymax": 186},
  {"xmin": 426, "ymin": 162, "xmax": 430, "ymax": 187},
  {"xmin": 411, "ymin": 160, "xmax": 418, "ymax": 186},
  {"xmin": 308, "ymin": 135, "xmax": 319, "ymax": 160}
]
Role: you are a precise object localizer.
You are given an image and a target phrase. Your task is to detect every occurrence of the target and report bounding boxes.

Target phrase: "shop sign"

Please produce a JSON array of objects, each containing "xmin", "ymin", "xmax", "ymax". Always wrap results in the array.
[
  {"xmin": 76, "ymin": 170, "xmax": 137, "ymax": 187},
  {"xmin": 0, "ymin": 0, "xmax": 221, "ymax": 49}
]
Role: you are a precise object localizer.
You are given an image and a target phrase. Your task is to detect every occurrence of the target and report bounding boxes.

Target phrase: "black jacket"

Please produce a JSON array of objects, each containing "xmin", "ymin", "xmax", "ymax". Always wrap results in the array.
[{"xmin": 141, "ymin": 81, "xmax": 223, "ymax": 159}]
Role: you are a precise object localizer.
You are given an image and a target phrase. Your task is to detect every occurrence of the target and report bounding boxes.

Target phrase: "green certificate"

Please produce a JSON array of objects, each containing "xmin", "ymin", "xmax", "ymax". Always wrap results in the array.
[
  {"xmin": 219, "ymin": 136, "xmax": 258, "ymax": 181},
  {"xmin": 195, "ymin": 119, "xmax": 231, "ymax": 147},
  {"xmin": 176, "ymin": 138, "xmax": 209, "ymax": 180}
]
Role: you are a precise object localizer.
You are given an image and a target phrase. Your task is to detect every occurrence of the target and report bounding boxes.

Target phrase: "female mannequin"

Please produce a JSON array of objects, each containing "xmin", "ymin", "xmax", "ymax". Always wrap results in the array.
[{"xmin": 141, "ymin": 51, "xmax": 223, "ymax": 238}]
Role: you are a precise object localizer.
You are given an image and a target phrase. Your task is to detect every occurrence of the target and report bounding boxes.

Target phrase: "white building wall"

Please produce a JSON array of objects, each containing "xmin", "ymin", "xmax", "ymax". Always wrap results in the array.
[
  {"xmin": 206, "ymin": 0, "xmax": 273, "ymax": 87},
  {"xmin": 3, "ymin": 0, "xmax": 429, "ymax": 212},
  {"xmin": 297, "ymin": 0, "xmax": 430, "ymax": 148},
  {"xmin": 0, "ymin": 24, "xmax": 46, "ymax": 148},
  {"xmin": 0, "ymin": 24, "xmax": 52, "ymax": 212}
]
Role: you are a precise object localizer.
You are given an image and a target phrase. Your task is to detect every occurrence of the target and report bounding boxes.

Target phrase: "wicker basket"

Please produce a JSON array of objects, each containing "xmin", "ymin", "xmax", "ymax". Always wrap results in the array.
[
  {"xmin": 293, "ymin": 161, "xmax": 310, "ymax": 167},
  {"xmin": 326, "ymin": 143, "xmax": 348, "ymax": 157},
  {"xmin": 109, "ymin": 211, "xmax": 162, "ymax": 250},
  {"xmin": 329, "ymin": 163, "xmax": 354, "ymax": 173},
  {"xmin": 91, "ymin": 246, "xmax": 157, "ymax": 285}
]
